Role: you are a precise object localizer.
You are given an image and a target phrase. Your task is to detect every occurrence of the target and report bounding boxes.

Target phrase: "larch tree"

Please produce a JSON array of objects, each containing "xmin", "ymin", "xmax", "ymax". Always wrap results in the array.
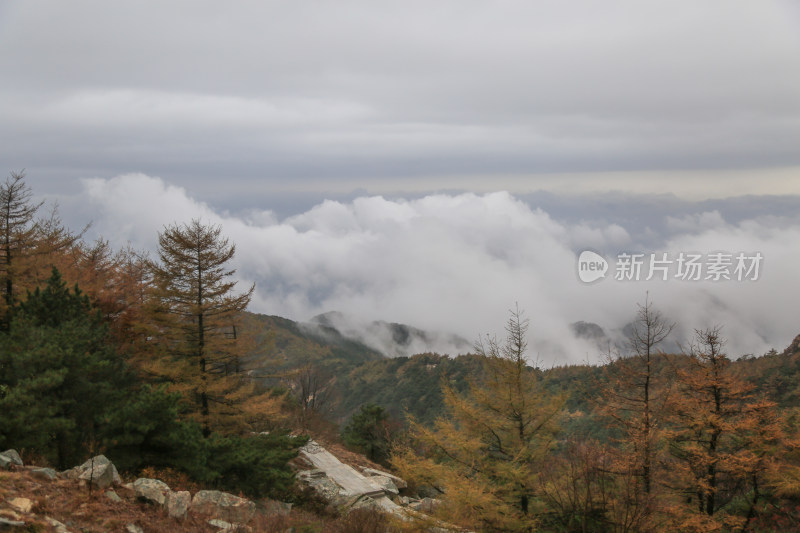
[
  {"xmin": 392, "ymin": 306, "xmax": 564, "ymax": 532},
  {"xmin": 664, "ymin": 327, "xmax": 782, "ymax": 531},
  {"xmin": 0, "ymin": 171, "xmax": 43, "ymax": 321},
  {"xmin": 148, "ymin": 219, "xmax": 255, "ymax": 437},
  {"xmin": 56, "ymin": 240, "xmax": 153, "ymax": 347},
  {"xmin": 597, "ymin": 297, "xmax": 674, "ymax": 530},
  {"xmin": 0, "ymin": 171, "xmax": 84, "ymax": 328}
]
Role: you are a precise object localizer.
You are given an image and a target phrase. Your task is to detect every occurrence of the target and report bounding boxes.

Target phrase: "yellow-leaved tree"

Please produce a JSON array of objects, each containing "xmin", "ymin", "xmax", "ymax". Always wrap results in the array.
[
  {"xmin": 595, "ymin": 298, "xmax": 674, "ymax": 531},
  {"xmin": 0, "ymin": 171, "xmax": 83, "ymax": 327},
  {"xmin": 663, "ymin": 327, "xmax": 783, "ymax": 532},
  {"xmin": 145, "ymin": 219, "xmax": 284, "ymax": 436},
  {"xmin": 392, "ymin": 306, "xmax": 564, "ymax": 532}
]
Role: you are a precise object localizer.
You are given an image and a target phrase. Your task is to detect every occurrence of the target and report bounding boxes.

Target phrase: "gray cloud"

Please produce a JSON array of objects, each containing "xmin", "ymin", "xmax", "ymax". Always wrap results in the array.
[{"xmin": 1, "ymin": 0, "xmax": 799, "ymax": 201}]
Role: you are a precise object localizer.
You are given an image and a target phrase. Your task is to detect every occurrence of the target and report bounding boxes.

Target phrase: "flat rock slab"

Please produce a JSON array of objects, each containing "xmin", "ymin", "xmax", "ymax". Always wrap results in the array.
[
  {"xmin": 362, "ymin": 467, "xmax": 407, "ymax": 489},
  {"xmin": 299, "ymin": 440, "xmax": 385, "ymax": 499}
]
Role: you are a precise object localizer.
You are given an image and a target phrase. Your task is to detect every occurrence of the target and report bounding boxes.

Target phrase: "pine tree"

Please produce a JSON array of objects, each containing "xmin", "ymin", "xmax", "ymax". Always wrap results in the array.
[
  {"xmin": 392, "ymin": 306, "xmax": 563, "ymax": 532},
  {"xmin": 147, "ymin": 219, "xmax": 255, "ymax": 436},
  {"xmin": 342, "ymin": 403, "xmax": 392, "ymax": 463},
  {"xmin": 0, "ymin": 268, "xmax": 126, "ymax": 468}
]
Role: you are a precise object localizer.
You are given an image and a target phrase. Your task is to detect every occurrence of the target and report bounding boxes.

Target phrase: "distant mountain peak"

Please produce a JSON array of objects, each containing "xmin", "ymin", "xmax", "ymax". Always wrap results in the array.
[
  {"xmin": 782, "ymin": 333, "xmax": 800, "ymax": 357},
  {"xmin": 309, "ymin": 311, "xmax": 472, "ymax": 358}
]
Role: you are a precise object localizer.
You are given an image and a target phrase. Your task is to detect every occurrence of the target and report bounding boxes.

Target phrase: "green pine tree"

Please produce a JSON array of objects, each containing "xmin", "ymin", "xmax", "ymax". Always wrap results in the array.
[
  {"xmin": 0, "ymin": 267, "xmax": 125, "ymax": 468},
  {"xmin": 342, "ymin": 403, "xmax": 392, "ymax": 463}
]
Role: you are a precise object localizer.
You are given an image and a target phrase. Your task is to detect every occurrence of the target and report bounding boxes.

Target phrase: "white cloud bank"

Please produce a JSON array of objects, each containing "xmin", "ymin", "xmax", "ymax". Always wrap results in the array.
[{"xmin": 84, "ymin": 174, "xmax": 800, "ymax": 365}]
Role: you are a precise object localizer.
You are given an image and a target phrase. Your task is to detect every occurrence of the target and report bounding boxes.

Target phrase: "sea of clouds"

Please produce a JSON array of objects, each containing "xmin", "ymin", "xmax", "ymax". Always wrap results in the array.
[{"xmin": 74, "ymin": 174, "xmax": 800, "ymax": 365}]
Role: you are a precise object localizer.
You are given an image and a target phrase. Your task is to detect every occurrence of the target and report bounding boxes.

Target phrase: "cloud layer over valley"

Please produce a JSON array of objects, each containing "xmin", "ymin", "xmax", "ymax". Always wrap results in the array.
[{"xmin": 80, "ymin": 174, "xmax": 800, "ymax": 365}]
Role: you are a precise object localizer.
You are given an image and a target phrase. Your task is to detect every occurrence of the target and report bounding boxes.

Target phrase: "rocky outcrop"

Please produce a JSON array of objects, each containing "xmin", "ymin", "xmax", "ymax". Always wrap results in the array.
[
  {"xmin": 0, "ymin": 450, "xmax": 261, "ymax": 529},
  {"xmin": 296, "ymin": 441, "xmax": 469, "ymax": 531},
  {"xmin": 191, "ymin": 490, "xmax": 256, "ymax": 524},
  {"xmin": 297, "ymin": 440, "xmax": 405, "ymax": 516},
  {"xmin": 131, "ymin": 479, "xmax": 252, "ymax": 523},
  {"xmin": 2, "ymin": 442, "xmax": 446, "ymax": 530},
  {"xmin": 361, "ymin": 467, "xmax": 407, "ymax": 490},
  {"xmin": 782, "ymin": 333, "xmax": 800, "ymax": 357},
  {"xmin": 299, "ymin": 441, "xmax": 387, "ymax": 499},
  {"xmin": 62, "ymin": 455, "xmax": 121, "ymax": 489},
  {"xmin": 133, "ymin": 477, "xmax": 172, "ymax": 505},
  {"xmin": 8, "ymin": 497, "xmax": 34, "ymax": 513},
  {"xmin": 0, "ymin": 449, "xmax": 23, "ymax": 469},
  {"xmin": 166, "ymin": 490, "xmax": 192, "ymax": 519}
]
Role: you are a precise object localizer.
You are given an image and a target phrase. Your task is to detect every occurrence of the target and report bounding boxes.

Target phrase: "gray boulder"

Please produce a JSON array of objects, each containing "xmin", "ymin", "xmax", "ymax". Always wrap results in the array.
[
  {"xmin": 361, "ymin": 467, "xmax": 407, "ymax": 490},
  {"xmin": 0, "ymin": 449, "xmax": 23, "ymax": 468},
  {"xmin": 208, "ymin": 519, "xmax": 253, "ymax": 532},
  {"xmin": 44, "ymin": 517, "xmax": 70, "ymax": 533},
  {"xmin": 0, "ymin": 517, "xmax": 26, "ymax": 528},
  {"xmin": 166, "ymin": 490, "xmax": 191, "ymax": 519},
  {"xmin": 133, "ymin": 477, "xmax": 171, "ymax": 506},
  {"xmin": 67, "ymin": 455, "xmax": 121, "ymax": 489},
  {"xmin": 367, "ymin": 475, "xmax": 399, "ymax": 496},
  {"xmin": 8, "ymin": 497, "xmax": 33, "ymax": 513},
  {"xmin": 191, "ymin": 490, "xmax": 256, "ymax": 524}
]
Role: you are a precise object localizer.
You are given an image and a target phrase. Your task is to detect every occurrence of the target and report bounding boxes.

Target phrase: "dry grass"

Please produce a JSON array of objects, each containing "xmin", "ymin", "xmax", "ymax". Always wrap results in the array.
[{"xmin": 0, "ymin": 467, "xmax": 219, "ymax": 532}]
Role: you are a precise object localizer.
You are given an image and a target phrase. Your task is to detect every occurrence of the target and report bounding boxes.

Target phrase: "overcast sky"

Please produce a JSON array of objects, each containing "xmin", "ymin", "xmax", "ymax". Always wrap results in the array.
[{"xmin": 1, "ymin": 1, "xmax": 799, "ymax": 363}]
